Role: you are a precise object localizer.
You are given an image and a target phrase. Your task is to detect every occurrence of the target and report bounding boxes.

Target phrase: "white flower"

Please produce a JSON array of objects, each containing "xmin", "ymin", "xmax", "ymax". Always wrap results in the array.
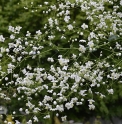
[
  {"xmin": 61, "ymin": 116, "xmax": 67, "ymax": 121},
  {"xmin": 10, "ymin": 34, "xmax": 15, "ymax": 39},
  {"xmin": 8, "ymin": 26, "xmax": 15, "ymax": 32},
  {"xmin": 48, "ymin": 18, "xmax": 53, "ymax": 27},
  {"xmin": 65, "ymin": 10, "xmax": 70, "ymax": 15},
  {"xmin": 120, "ymin": 0, "xmax": 122, "ymax": 5},
  {"xmin": 79, "ymin": 90, "xmax": 87, "ymax": 96},
  {"xmin": 1, "ymin": 47, "xmax": 6, "ymax": 53},
  {"xmin": 38, "ymin": 101, "xmax": 43, "ymax": 107},
  {"xmin": 117, "ymin": 12, "xmax": 122, "ymax": 18},
  {"xmin": 33, "ymin": 107, "xmax": 40, "ymax": 113},
  {"xmin": 100, "ymin": 94, "xmax": 105, "ymax": 99},
  {"xmin": 47, "ymin": 57, "xmax": 54, "ymax": 62},
  {"xmin": 67, "ymin": 24, "xmax": 73, "ymax": 30},
  {"xmin": 111, "ymin": 72, "xmax": 120, "ymax": 79},
  {"xmin": 0, "ymin": 35, "xmax": 5, "ymax": 42},
  {"xmin": 25, "ymin": 109, "xmax": 30, "ymax": 114},
  {"xmin": 56, "ymin": 105, "xmax": 64, "ymax": 112},
  {"xmin": 79, "ymin": 45, "xmax": 86, "ymax": 53},
  {"xmin": 71, "ymin": 97, "xmax": 78, "ymax": 103},
  {"xmin": 53, "ymin": 101, "xmax": 57, "ymax": 105},
  {"xmin": 44, "ymin": 2, "xmax": 48, "ymax": 5},
  {"xmin": 62, "ymin": 65, "xmax": 68, "ymax": 70},
  {"xmin": 58, "ymin": 56, "xmax": 69, "ymax": 66},
  {"xmin": 76, "ymin": 102, "xmax": 83, "ymax": 105},
  {"xmin": 64, "ymin": 16, "xmax": 70, "ymax": 23},
  {"xmin": 33, "ymin": 116, "xmax": 38, "ymax": 122},
  {"xmin": 72, "ymin": 54, "xmax": 77, "ymax": 59},
  {"xmin": 88, "ymin": 104, "xmax": 95, "ymax": 110},
  {"xmin": 90, "ymin": 32, "xmax": 96, "ymax": 39},
  {"xmin": 0, "ymin": 53, "xmax": 2, "ymax": 57},
  {"xmin": 79, "ymin": 39, "xmax": 86, "ymax": 42},
  {"xmin": 8, "ymin": 63, "xmax": 15, "ymax": 69},
  {"xmin": 107, "ymin": 89, "xmax": 114, "ymax": 94},
  {"xmin": 15, "ymin": 26, "xmax": 22, "ymax": 32},
  {"xmin": 27, "ymin": 120, "xmax": 32, "ymax": 124},
  {"xmin": 19, "ymin": 108, "xmax": 23, "ymax": 112},
  {"xmin": 88, "ymin": 99, "xmax": 95, "ymax": 104},
  {"xmin": 15, "ymin": 120, "xmax": 21, "ymax": 124},
  {"xmin": 50, "ymin": 5, "xmax": 56, "ymax": 10},
  {"xmin": 44, "ymin": 114, "xmax": 50, "ymax": 119},
  {"xmin": 59, "ymin": 3, "xmax": 65, "ymax": 9},
  {"xmin": 26, "ymin": 31, "xmax": 31, "ymax": 37},
  {"xmin": 65, "ymin": 102, "xmax": 74, "ymax": 110},
  {"xmin": 87, "ymin": 41, "xmax": 94, "ymax": 48},
  {"xmin": 55, "ymin": 19, "xmax": 58, "ymax": 25},
  {"xmin": 36, "ymin": 30, "xmax": 42, "ymax": 35},
  {"xmin": 48, "ymin": 35, "xmax": 55, "ymax": 40},
  {"xmin": 26, "ymin": 101, "xmax": 35, "ymax": 109},
  {"xmin": 81, "ymin": 23, "xmax": 88, "ymax": 29}
]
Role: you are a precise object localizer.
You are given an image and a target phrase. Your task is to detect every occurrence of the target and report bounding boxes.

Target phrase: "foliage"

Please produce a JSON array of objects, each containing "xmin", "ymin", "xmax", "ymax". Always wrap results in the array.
[{"xmin": 0, "ymin": 0, "xmax": 122, "ymax": 123}]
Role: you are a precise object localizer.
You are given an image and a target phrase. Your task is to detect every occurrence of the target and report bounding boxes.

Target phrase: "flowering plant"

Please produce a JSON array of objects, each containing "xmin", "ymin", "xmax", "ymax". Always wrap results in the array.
[{"xmin": 0, "ymin": 0, "xmax": 122, "ymax": 123}]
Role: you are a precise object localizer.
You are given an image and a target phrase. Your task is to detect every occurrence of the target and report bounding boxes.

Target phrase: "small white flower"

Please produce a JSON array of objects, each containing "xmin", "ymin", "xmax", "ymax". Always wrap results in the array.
[
  {"xmin": 56, "ymin": 104, "xmax": 64, "ymax": 112},
  {"xmin": 26, "ymin": 31, "xmax": 31, "ymax": 37},
  {"xmin": 44, "ymin": 114, "xmax": 50, "ymax": 119},
  {"xmin": 25, "ymin": 109, "xmax": 30, "ymax": 114},
  {"xmin": 13, "ymin": 111, "xmax": 16, "ymax": 115},
  {"xmin": 67, "ymin": 24, "xmax": 73, "ymax": 30},
  {"xmin": 107, "ymin": 89, "xmax": 114, "ymax": 94},
  {"xmin": 100, "ymin": 94, "xmax": 105, "ymax": 99},
  {"xmin": 58, "ymin": 56, "xmax": 69, "ymax": 66},
  {"xmin": 79, "ymin": 90, "xmax": 87, "ymax": 96},
  {"xmin": 10, "ymin": 34, "xmax": 15, "ymax": 39},
  {"xmin": 0, "ymin": 53, "xmax": 2, "ymax": 57},
  {"xmin": 87, "ymin": 41, "xmax": 94, "ymax": 48},
  {"xmin": 88, "ymin": 99, "xmax": 95, "ymax": 104},
  {"xmin": 27, "ymin": 120, "xmax": 32, "ymax": 124},
  {"xmin": 88, "ymin": 104, "xmax": 95, "ymax": 110},
  {"xmin": 81, "ymin": 23, "xmax": 88, "ymax": 29},
  {"xmin": 65, "ymin": 102, "xmax": 74, "ymax": 110},
  {"xmin": 44, "ymin": 2, "xmax": 48, "ymax": 5},
  {"xmin": 33, "ymin": 116, "xmax": 38, "ymax": 122},
  {"xmin": 15, "ymin": 120, "xmax": 21, "ymax": 124},
  {"xmin": 72, "ymin": 54, "xmax": 76, "ymax": 59},
  {"xmin": 61, "ymin": 116, "xmax": 67, "ymax": 121},
  {"xmin": 1, "ymin": 47, "xmax": 6, "ymax": 53},
  {"xmin": 59, "ymin": 3, "xmax": 65, "ymax": 9},
  {"xmin": 79, "ymin": 45, "xmax": 86, "ymax": 53},
  {"xmin": 0, "ymin": 35, "xmax": 5, "ymax": 42},
  {"xmin": 50, "ymin": 5, "xmax": 56, "ymax": 10},
  {"xmin": 120, "ymin": 0, "xmax": 122, "ymax": 5},
  {"xmin": 64, "ymin": 16, "xmax": 70, "ymax": 23},
  {"xmin": 48, "ymin": 18, "xmax": 53, "ymax": 27},
  {"xmin": 19, "ymin": 108, "xmax": 23, "ymax": 112},
  {"xmin": 8, "ymin": 26, "xmax": 15, "ymax": 32},
  {"xmin": 62, "ymin": 65, "xmax": 68, "ymax": 70},
  {"xmin": 15, "ymin": 26, "xmax": 22, "ymax": 32},
  {"xmin": 36, "ymin": 30, "xmax": 42, "ymax": 35},
  {"xmin": 90, "ymin": 32, "xmax": 96, "ymax": 39}
]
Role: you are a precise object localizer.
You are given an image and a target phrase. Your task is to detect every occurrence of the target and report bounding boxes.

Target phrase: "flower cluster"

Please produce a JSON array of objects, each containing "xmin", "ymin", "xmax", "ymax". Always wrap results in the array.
[{"xmin": 0, "ymin": 0, "xmax": 122, "ymax": 123}]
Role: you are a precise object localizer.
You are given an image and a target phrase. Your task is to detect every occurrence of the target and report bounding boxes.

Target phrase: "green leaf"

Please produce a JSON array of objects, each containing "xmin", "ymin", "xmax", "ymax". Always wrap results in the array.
[{"xmin": 100, "ymin": 101, "xmax": 109, "ymax": 115}]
